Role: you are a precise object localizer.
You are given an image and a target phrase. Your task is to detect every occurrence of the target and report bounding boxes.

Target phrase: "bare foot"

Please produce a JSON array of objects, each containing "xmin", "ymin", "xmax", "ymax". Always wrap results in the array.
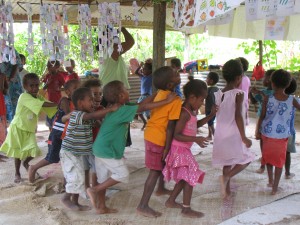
[
  {"xmin": 219, "ymin": 175, "xmax": 229, "ymax": 198},
  {"xmin": 14, "ymin": 174, "xmax": 21, "ymax": 183},
  {"xmin": 182, "ymin": 207, "xmax": 204, "ymax": 218},
  {"xmin": 271, "ymin": 187, "xmax": 283, "ymax": 195},
  {"xmin": 267, "ymin": 183, "xmax": 273, "ymax": 188},
  {"xmin": 77, "ymin": 204, "xmax": 91, "ymax": 211},
  {"xmin": 285, "ymin": 173, "xmax": 295, "ymax": 179},
  {"xmin": 165, "ymin": 199, "xmax": 182, "ymax": 208},
  {"xmin": 61, "ymin": 197, "xmax": 80, "ymax": 211},
  {"xmin": 96, "ymin": 207, "xmax": 118, "ymax": 214},
  {"xmin": 256, "ymin": 167, "xmax": 265, "ymax": 174},
  {"xmin": 86, "ymin": 188, "xmax": 97, "ymax": 209},
  {"xmin": 22, "ymin": 161, "xmax": 30, "ymax": 171},
  {"xmin": 28, "ymin": 166, "xmax": 36, "ymax": 183},
  {"xmin": 136, "ymin": 206, "xmax": 162, "ymax": 218},
  {"xmin": 155, "ymin": 188, "xmax": 172, "ymax": 196}
]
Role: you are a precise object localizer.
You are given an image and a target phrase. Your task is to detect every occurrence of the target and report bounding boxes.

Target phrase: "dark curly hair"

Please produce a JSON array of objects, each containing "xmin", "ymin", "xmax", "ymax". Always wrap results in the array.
[
  {"xmin": 23, "ymin": 73, "xmax": 39, "ymax": 86},
  {"xmin": 207, "ymin": 71, "xmax": 219, "ymax": 85},
  {"xmin": 71, "ymin": 87, "xmax": 92, "ymax": 109},
  {"xmin": 183, "ymin": 77, "xmax": 207, "ymax": 99},
  {"xmin": 271, "ymin": 69, "xmax": 291, "ymax": 89},
  {"xmin": 82, "ymin": 78, "xmax": 102, "ymax": 89},
  {"xmin": 153, "ymin": 66, "xmax": 174, "ymax": 90},
  {"xmin": 222, "ymin": 59, "xmax": 243, "ymax": 83},
  {"xmin": 103, "ymin": 80, "xmax": 124, "ymax": 104},
  {"xmin": 285, "ymin": 77, "xmax": 297, "ymax": 95},
  {"xmin": 237, "ymin": 57, "xmax": 249, "ymax": 72}
]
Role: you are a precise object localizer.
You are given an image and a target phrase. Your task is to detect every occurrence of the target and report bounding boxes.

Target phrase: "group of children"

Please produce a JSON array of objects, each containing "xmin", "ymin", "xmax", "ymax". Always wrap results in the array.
[{"xmin": 0, "ymin": 57, "xmax": 299, "ymax": 219}]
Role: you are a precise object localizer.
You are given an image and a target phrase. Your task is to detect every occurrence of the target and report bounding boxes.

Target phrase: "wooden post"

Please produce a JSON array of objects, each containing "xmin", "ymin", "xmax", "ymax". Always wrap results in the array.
[
  {"xmin": 259, "ymin": 40, "xmax": 263, "ymax": 62},
  {"xmin": 184, "ymin": 33, "xmax": 190, "ymax": 64},
  {"xmin": 153, "ymin": 2, "xmax": 166, "ymax": 72}
]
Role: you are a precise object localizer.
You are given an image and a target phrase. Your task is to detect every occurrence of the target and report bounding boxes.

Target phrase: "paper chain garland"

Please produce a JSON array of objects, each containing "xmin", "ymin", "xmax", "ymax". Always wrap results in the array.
[{"xmin": 0, "ymin": 1, "xmax": 16, "ymax": 64}]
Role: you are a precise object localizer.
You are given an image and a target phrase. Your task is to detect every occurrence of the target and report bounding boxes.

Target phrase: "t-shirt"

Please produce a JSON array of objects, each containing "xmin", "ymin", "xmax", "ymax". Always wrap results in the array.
[
  {"xmin": 63, "ymin": 72, "xmax": 79, "ymax": 82},
  {"xmin": 61, "ymin": 110, "xmax": 94, "ymax": 155},
  {"xmin": 11, "ymin": 93, "xmax": 57, "ymax": 133},
  {"xmin": 99, "ymin": 57, "xmax": 130, "ymax": 89},
  {"xmin": 140, "ymin": 75, "xmax": 152, "ymax": 95},
  {"xmin": 205, "ymin": 85, "xmax": 219, "ymax": 113},
  {"xmin": 93, "ymin": 104, "xmax": 138, "ymax": 159},
  {"xmin": 144, "ymin": 90, "xmax": 182, "ymax": 146},
  {"xmin": 42, "ymin": 72, "xmax": 65, "ymax": 103}
]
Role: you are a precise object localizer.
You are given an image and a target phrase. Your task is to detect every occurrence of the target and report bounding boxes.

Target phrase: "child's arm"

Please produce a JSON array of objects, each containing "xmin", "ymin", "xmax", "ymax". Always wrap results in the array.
[
  {"xmin": 62, "ymin": 113, "xmax": 71, "ymax": 123},
  {"xmin": 162, "ymin": 120, "xmax": 176, "ymax": 160},
  {"xmin": 42, "ymin": 102, "xmax": 57, "ymax": 107},
  {"xmin": 235, "ymin": 93, "xmax": 252, "ymax": 148},
  {"xmin": 197, "ymin": 105, "xmax": 218, "ymax": 127},
  {"xmin": 0, "ymin": 74, "xmax": 5, "ymax": 93},
  {"xmin": 60, "ymin": 97, "xmax": 72, "ymax": 114},
  {"xmin": 137, "ymin": 92, "xmax": 177, "ymax": 113},
  {"xmin": 255, "ymin": 96, "xmax": 268, "ymax": 139},
  {"xmin": 82, "ymin": 104, "xmax": 120, "ymax": 120},
  {"xmin": 173, "ymin": 110, "xmax": 208, "ymax": 148},
  {"xmin": 293, "ymin": 97, "xmax": 300, "ymax": 110}
]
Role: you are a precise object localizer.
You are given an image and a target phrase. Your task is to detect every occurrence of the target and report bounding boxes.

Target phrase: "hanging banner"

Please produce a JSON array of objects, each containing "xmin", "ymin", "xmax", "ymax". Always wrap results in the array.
[
  {"xmin": 204, "ymin": 10, "xmax": 234, "ymax": 25},
  {"xmin": 275, "ymin": 0, "xmax": 295, "ymax": 17},
  {"xmin": 294, "ymin": 0, "xmax": 300, "ymax": 13},
  {"xmin": 264, "ymin": 16, "xmax": 288, "ymax": 40},
  {"xmin": 245, "ymin": 0, "xmax": 258, "ymax": 21},
  {"xmin": 256, "ymin": 0, "xmax": 276, "ymax": 19}
]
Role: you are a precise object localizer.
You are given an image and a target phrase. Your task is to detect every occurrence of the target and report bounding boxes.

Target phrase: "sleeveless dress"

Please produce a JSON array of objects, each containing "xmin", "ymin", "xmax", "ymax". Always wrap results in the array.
[
  {"xmin": 163, "ymin": 107, "xmax": 205, "ymax": 186},
  {"xmin": 212, "ymin": 89, "xmax": 255, "ymax": 167}
]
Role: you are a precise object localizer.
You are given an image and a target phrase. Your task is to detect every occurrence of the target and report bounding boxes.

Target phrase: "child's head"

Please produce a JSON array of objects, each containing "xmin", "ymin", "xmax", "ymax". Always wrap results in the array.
[
  {"xmin": 72, "ymin": 87, "xmax": 94, "ymax": 112},
  {"xmin": 82, "ymin": 79, "xmax": 103, "ymax": 108},
  {"xmin": 64, "ymin": 79, "xmax": 80, "ymax": 98},
  {"xmin": 103, "ymin": 80, "xmax": 129, "ymax": 105},
  {"xmin": 206, "ymin": 71, "xmax": 219, "ymax": 86},
  {"xmin": 143, "ymin": 62, "xmax": 152, "ymax": 76},
  {"xmin": 65, "ymin": 59, "xmax": 75, "ymax": 74},
  {"xmin": 170, "ymin": 58, "xmax": 181, "ymax": 70},
  {"xmin": 263, "ymin": 69, "xmax": 275, "ymax": 88},
  {"xmin": 23, "ymin": 73, "xmax": 40, "ymax": 97},
  {"xmin": 19, "ymin": 54, "xmax": 26, "ymax": 65},
  {"xmin": 222, "ymin": 59, "xmax": 243, "ymax": 87},
  {"xmin": 237, "ymin": 57, "xmax": 249, "ymax": 73},
  {"xmin": 285, "ymin": 77, "xmax": 297, "ymax": 95},
  {"xmin": 271, "ymin": 69, "xmax": 291, "ymax": 90},
  {"xmin": 47, "ymin": 60, "xmax": 60, "ymax": 75},
  {"xmin": 183, "ymin": 77, "xmax": 208, "ymax": 110},
  {"xmin": 153, "ymin": 66, "xmax": 181, "ymax": 91}
]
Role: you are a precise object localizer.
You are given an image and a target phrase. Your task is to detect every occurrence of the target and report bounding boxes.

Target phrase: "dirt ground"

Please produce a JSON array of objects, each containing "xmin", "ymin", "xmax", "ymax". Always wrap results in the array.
[{"xmin": 1, "ymin": 115, "xmax": 300, "ymax": 225}]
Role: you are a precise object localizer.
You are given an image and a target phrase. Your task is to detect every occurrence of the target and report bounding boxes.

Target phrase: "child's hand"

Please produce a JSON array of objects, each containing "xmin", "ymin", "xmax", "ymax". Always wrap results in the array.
[
  {"xmin": 162, "ymin": 149, "xmax": 169, "ymax": 161},
  {"xmin": 250, "ymin": 87, "xmax": 261, "ymax": 95},
  {"xmin": 195, "ymin": 136, "xmax": 209, "ymax": 148},
  {"xmin": 255, "ymin": 130, "xmax": 261, "ymax": 140},
  {"xmin": 242, "ymin": 137, "xmax": 252, "ymax": 148},
  {"xmin": 166, "ymin": 92, "xmax": 177, "ymax": 103},
  {"xmin": 210, "ymin": 105, "xmax": 218, "ymax": 116}
]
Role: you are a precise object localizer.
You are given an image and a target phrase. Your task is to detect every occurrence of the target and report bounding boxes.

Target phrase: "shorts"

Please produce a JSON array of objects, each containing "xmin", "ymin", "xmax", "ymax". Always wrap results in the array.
[
  {"xmin": 82, "ymin": 153, "xmax": 96, "ymax": 172},
  {"xmin": 60, "ymin": 149, "xmax": 85, "ymax": 194},
  {"xmin": 45, "ymin": 133, "xmax": 62, "ymax": 163},
  {"xmin": 95, "ymin": 157, "xmax": 129, "ymax": 183},
  {"xmin": 261, "ymin": 135, "xmax": 288, "ymax": 168},
  {"xmin": 287, "ymin": 134, "xmax": 296, "ymax": 153},
  {"xmin": 205, "ymin": 111, "xmax": 216, "ymax": 126},
  {"xmin": 137, "ymin": 94, "xmax": 150, "ymax": 118},
  {"xmin": 145, "ymin": 140, "xmax": 164, "ymax": 171}
]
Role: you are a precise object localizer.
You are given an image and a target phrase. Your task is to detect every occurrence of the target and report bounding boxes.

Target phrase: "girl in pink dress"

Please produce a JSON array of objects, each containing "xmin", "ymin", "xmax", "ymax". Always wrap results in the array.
[
  {"xmin": 163, "ymin": 78, "xmax": 216, "ymax": 218},
  {"xmin": 212, "ymin": 59, "xmax": 255, "ymax": 199}
]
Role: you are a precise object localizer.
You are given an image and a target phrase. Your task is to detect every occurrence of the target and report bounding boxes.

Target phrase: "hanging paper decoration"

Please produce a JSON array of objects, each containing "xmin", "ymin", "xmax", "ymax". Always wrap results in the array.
[
  {"xmin": 0, "ymin": 1, "xmax": 16, "ymax": 64},
  {"xmin": 78, "ymin": 4, "xmax": 93, "ymax": 61},
  {"xmin": 264, "ymin": 16, "xmax": 288, "ymax": 40},
  {"xmin": 132, "ymin": 1, "xmax": 139, "ymax": 26},
  {"xmin": 25, "ymin": 3, "xmax": 34, "ymax": 59},
  {"xmin": 97, "ymin": 2, "xmax": 121, "ymax": 65},
  {"xmin": 62, "ymin": 4, "xmax": 70, "ymax": 59}
]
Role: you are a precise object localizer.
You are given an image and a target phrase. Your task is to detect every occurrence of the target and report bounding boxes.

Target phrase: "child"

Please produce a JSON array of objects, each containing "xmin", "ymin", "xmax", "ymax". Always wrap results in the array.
[
  {"xmin": 284, "ymin": 78, "xmax": 298, "ymax": 179},
  {"xmin": 163, "ymin": 78, "xmax": 216, "ymax": 218},
  {"xmin": 41, "ymin": 59, "xmax": 65, "ymax": 128},
  {"xmin": 28, "ymin": 79, "xmax": 80, "ymax": 183},
  {"xmin": 250, "ymin": 69, "xmax": 275, "ymax": 174},
  {"xmin": 63, "ymin": 59, "xmax": 80, "ymax": 82},
  {"xmin": 86, "ymin": 80, "xmax": 176, "ymax": 214},
  {"xmin": 171, "ymin": 58, "xmax": 183, "ymax": 98},
  {"xmin": 237, "ymin": 57, "xmax": 251, "ymax": 125},
  {"xmin": 60, "ymin": 87, "xmax": 120, "ymax": 211},
  {"xmin": 205, "ymin": 71, "xmax": 219, "ymax": 140},
  {"xmin": 82, "ymin": 79, "xmax": 104, "ymax": 189},
  {"xmin": 137, "ymin": 66, "xmax": 182, "ymax": 218},
  {"xmin": 0, "ymin": 72, "xmax": 8, "ymax": 162},
  {"xmin": 0, "ymin": 73, "xmax": 57, "ymax": 183},
  {"xmin": 212, "ymin": 59, "xmax": 254, "ymax": 199},
  {"xmin": 256, "ymin": 69, "xmax": 300, "ymax": 195},
  {"xmin": 135, "ymin": 61, "xmax": 153, "ymax": 130},
  {"xmin": 19, "ymin": 54, "xmax": 29, "ymax": 90}
]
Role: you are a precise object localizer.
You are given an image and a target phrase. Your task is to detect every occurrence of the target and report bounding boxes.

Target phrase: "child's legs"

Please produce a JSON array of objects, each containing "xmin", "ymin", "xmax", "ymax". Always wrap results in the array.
[
  {"xmin": 227, "ymin": 163, "xmax": 250, "ymax": 178},
  {"xmin": 138, "ymin": 113, "xmax": 147, "ymax": 130},
  {"xmin": 22, "ymin": 157, "xmax": 33, "ymax": 170},
  {"xmin": 285, "ymin": 152, "xmax": 291, "ymax": 175},
  {"xmin": 82, "ymin": 155, "xmax": 90, "ymax": 189},
  {"xmin": 181, "ymin": 182, "xmax": 204, "ymax": 218},
  {"xmin": 166, "ymin": 180, "xmax": 185, "ymax": 207},
  {"xmin": 272, "ymin": 167, "xmax": 283, "ymax": 194},
  {"xmin": 14, "ymin": 158, "xmax": 21, "ymax": 181},
  {"xmin": 266, "ymin": 164, "xmax": 274, "ymax": 186},
  {"xmin": 28, "ymin": 159, "xmax": 50, "ymax": 183},
  {"xmin": 156, "ymin": 173, "xmax": 171, "ymax": 195}
]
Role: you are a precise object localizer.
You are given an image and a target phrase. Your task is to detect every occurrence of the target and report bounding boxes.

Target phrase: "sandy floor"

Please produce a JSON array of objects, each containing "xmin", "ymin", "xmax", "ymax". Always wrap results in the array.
[{"xmin": 1, "ymin": 116, "xmax": 300, "ymax": 225}]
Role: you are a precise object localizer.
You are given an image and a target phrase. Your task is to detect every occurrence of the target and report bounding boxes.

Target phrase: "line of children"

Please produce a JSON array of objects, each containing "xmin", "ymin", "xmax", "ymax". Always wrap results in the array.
[
  {"xmin": 0, "ymin": 73, "xmax": 57, "ymax": 183},
  {"xmin": 205, "ymin": 71, "xmax": 219, "ymax": 140},
  {"xmin": 163, "ymin": 78, "xmax": 217, "ymax": 218},
  {"xmin": 255, "ymin": 69, "xmax": 300, "ymax": 195}
]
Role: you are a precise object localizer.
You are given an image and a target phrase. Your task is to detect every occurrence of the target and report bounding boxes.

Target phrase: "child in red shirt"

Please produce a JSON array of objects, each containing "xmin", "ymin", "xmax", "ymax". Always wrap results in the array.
[{"xmin": 63, "ymin": 59, "xmax": 80, "ymax": 82}]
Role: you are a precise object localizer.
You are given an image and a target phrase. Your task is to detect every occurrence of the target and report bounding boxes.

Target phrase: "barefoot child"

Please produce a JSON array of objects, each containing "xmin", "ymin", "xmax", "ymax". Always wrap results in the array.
[
  {"xmin": 28, "ymin": 79, "xmax": 80, "ymax": 183},
  {"xmin": 60, "ymin": 87, "xmax": 120, "ymax": 211},
  {"xmin": 0, "ymin": 73, "xmax": 57, "ymax": 182},
  {"xmin": 163, "ymin": 78, "xmax": 216, "ymax": 218},
  {"xmin": 205, "ymin": 71, "xmax": 219, "ymax": 140},
  {"xmin": 256, "ymin": 70, "xmax": 300, "ymax": 194},
  {"xmin": 212, "ymin": 59, "xmax": 255, "ymax": 199},
  {"xmin": 87, "ymin": 80, "xmax": 176, "ymax": 214},
  {"xmin": 137, "ymin": 66, "xmax": 182, "ymax": 217}
]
